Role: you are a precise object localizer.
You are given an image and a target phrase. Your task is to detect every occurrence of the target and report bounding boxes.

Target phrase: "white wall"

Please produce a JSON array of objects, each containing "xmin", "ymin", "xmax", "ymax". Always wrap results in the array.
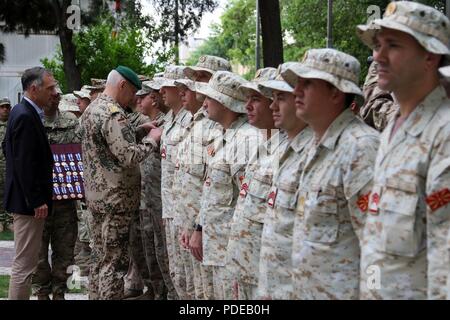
[{"xmin": 0, "ymin": 31, "xmax": 59, "ymax": 105}]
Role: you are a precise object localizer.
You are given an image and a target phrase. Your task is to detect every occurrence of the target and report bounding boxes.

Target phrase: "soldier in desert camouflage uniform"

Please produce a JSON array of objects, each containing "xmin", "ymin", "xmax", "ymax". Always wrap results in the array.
[
  {"xmin": 440, "ymin": 65, "xmax": 450, "ymax": 299},
  {"xmin": 138, "ymin": 79, "xmax": 177, "ymax": 300},
  {"xmin": 357, "ymin": 1, "xmax": 450, "ymax": 299},
  {"xmin": 0, "ymin": 97, "xmax": 12, "ymax": 231},
  {"xmin": 251, "ymin": 63, "xmax": 312, "ymax": 300},
  {"xmin": 194, "ymin": 71, "xmax": 261, "ymax": 299},
  {"xmin": 282, "ymin": 49, "xmax": 379, "ymax": 299},
  {"xmin": 180, "ymin": 56, "xmax": 232, "ymax": 300},
  {"xmin": 80, "ymin": 66, "xmax": 162, "ymax": 300},
  {"xmin": 159, "ymin": 66, "xmax": 194, "ymax": 299},
  {"xmin": 172, "ymin": 77, "xmax": 211, "ymax": 300},
  {"xmin": 224, "ymin": 67, "xmax": 283, "ymax": 300}
]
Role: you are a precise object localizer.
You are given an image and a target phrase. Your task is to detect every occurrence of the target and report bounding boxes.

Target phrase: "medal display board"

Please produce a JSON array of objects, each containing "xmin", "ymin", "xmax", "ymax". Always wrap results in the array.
[{"xmin": 51, "ymin": 144, "xmax": 85, "ymax": 200}]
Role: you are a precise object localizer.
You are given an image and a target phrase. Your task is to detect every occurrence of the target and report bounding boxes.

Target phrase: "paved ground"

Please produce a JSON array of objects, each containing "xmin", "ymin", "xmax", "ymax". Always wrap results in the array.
[
  {"xmin": 0, "ymin": 241, "xmax": 14, "ymax": 276},
  {"xmin": 0, "ymin": 240, "xmax": 88, "ymax": 300}
]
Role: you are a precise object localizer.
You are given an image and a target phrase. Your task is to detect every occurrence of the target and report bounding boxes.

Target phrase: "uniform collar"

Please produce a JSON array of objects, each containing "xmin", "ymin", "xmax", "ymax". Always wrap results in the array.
[
  {"xmin": 155, "ymin": 111, "xmax": 165, "ymax": 121},
  {"xmin": 193, "ymin": 106, "xmax": 206, "ymax": 121},
  {"xmin": 291, "ymin": 126, "xmax": 313, "ymax": 153},
  {"xmin": 318, "ymin": 108, "xmax": 355, "ymax": 150},
  {"xmin": 402, "ymin": 85, "xmax": 447, "ymax": 137},
  {"xmin": 223, "ymin": 115, "xmax": 247, "ymax": 142},
  {"xmin": 97, "ymin": 93, "xmax": 117, "ymax": 105}
]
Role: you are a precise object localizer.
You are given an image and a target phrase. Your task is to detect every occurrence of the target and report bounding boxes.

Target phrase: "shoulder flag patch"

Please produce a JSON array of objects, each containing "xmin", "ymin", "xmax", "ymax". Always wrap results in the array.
[{"xmin": 426, "ymin": 188, "xmax": 450, "ymax": 212}]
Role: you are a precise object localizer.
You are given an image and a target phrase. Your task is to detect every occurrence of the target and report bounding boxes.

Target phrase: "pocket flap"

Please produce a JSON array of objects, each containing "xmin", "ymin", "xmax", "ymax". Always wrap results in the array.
[{"xmin": 247, "ymin": 179, "xmax": 271, "ymax": 200}]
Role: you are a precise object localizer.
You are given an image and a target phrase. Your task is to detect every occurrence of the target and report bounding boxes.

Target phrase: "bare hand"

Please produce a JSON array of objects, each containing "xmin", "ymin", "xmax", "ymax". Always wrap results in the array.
[
  {"xmin": 189, "ymin": 230, "xmax": 203, "ymax": 262},
  {"xmin": 180, "ymin": 229, "xmax": 191, "ymax": 249},
  {"xmin": 149, "ymin": 127, "xmax": 163, "ymax": 143},
  {"xmin": 34, "ymin": 204, "xmax": 48, "ymax": 219},
  {"xmin": 138, "ymin": 122, "xmax": 158, "ymax": 133}
]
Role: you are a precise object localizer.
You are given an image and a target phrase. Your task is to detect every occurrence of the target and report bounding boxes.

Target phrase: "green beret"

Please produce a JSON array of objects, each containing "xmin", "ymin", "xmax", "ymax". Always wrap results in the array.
[{"xmin": 115, "ymin": 65, "xmax": 142, "ymax": 90}]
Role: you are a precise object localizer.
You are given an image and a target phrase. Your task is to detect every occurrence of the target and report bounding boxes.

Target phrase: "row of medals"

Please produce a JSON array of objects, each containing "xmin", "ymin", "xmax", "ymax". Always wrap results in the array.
[{"xmin": 52, "ymin": 153, "xmax": 84, "ymax": 200}]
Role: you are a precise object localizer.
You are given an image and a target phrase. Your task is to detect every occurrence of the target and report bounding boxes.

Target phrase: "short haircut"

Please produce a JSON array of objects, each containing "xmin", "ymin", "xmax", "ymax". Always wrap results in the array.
[
  {"xmin": 324, "ymin": 81, "xmax": 355, "ymax": 109},
  {"xmin": 106, "ymin": 69, "xmax": 125, "ymax": 86},
  {"xmin": 21, "ymin": 67, "xmax": 53, "ymax": 91}
]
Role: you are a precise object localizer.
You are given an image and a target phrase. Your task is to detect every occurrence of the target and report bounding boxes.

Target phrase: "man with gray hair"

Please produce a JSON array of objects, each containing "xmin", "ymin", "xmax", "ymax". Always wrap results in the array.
[
  {"xmin": 80, "ymin": 66, "xmax": 162, "ymax": 299},
  {"xmin": 3, "ymin": 67, "xmax": 56, "ymax": 299}
]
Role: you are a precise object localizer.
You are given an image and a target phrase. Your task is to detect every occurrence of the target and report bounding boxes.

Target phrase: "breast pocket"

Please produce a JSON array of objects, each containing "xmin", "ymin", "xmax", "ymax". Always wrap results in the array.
[
  {"xmin": 245, "ymin": 173, "xmax": 272, "ymax": 222},
  {"xmin": 379, "ymin": 178, "xmax": 423, "ymax": 257},
  {"xmin": 210, "ymin": 165, "xmax": 233, "ymax": 206},
  {"xmin": 304, "ymin": 186, "xmax": 339, "ymax": 244},
  {"xmin": 274, "ymin": 181, "xmax": 298, "ymax": 210}
]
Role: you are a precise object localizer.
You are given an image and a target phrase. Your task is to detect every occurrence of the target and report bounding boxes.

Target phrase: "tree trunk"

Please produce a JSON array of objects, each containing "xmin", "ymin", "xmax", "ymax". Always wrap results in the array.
[
  {"xmin": 59, "ymin": 29, "xmax": 81, "ymax": 91},
  {"xmin": 259, "ymin": 0, "xmax": 283, "ymax": 68},
  {"xmin": 174, "ymin": 0, "xmax": 180, "ymax": 65},
  {"xmin": 0, "ymin": 43, "xmax": 5, "ymax": 64},
  {"xmin": 52, "ymin": 0, "xmax": 82, "ymax": 91}
]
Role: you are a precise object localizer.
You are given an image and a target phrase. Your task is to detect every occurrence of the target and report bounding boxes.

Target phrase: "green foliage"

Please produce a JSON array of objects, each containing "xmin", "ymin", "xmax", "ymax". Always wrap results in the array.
[
  {"xmin": 187, "ymin": 0, "xmax": 257, "ymax": 78},
  {"xmin": 151, "ymin": 0, "xmax": 218, "ymax": 44},
  {"xmin": 0, "ymin": 275, "xmax": 9, "ymax": 299},
  {"xmin": 190, "ymin": 0, "xmax": 446, "ymax": 81},
  {"xmin": 186, "ymin": 24, "xmax": 229, "ymax": 66},
  {"xmin": 42, "ymin": 18, "xmax": 172, "ymax": 93},
  {"xmin": 0, "ymin": 230, "xmax": 14, "ymax": 241}
]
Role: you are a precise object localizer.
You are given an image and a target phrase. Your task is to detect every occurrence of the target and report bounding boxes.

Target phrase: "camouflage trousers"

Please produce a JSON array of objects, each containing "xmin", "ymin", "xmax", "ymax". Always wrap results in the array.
[
  {"xmin": 227, "ymin": 218, "xmax": 264, "ymax": 300},
  {"xmin": 211, "ymin": 266, "xmax": 234, "ymax": 300},
  {"xmin": 89, "ymin": 211, "xmax": 131, "ymax": 300},
  {"xmin": 127, "ymin": 208, "xmax": 170, "ymax": 299},
  {"xmin": 194, "ymin": 256, "xmax": 215, "ymax": 300},
  {"xmin": 74, "ymin": 203, "xmax": 92, "ymax": 277},
  {"xmin": 184, "ymin": 228, "xmax": 214, "ymax": 300},
  {"xmin": 77, "ymin": 202, "xmax": 91, "ymax": 243},
  {"xmin": 140, "ymin": 207, "xmax": 178, "ymax": 299},
  {"xmin": 236, "ymin": 282, "xmax": 258, "ymax": 300},
  {"xmin": 166, "ymin": 221, "xmax": 195, "ymax": 299},
  {"xmin": 31, "ymin": 200, "xmax": 78, "ymax": 296}
]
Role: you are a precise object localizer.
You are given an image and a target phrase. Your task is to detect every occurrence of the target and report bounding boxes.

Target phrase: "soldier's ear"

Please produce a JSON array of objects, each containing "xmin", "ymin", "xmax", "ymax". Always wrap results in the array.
[{"xmin": 424, "ymin": 52, "xmax": 442, "ymax": 71}]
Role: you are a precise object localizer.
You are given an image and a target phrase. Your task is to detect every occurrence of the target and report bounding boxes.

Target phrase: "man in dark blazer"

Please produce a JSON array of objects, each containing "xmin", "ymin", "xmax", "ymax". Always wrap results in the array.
[{"xmin": 2, "ymin": 67, "xmax": 56, "ymax": 300}]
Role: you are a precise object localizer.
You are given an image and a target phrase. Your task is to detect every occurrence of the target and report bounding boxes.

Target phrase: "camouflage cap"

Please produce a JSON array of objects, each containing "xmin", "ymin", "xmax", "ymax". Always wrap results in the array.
[
  {"xmin": 239, "ymin": 67, "xmax": 278, "ymax": 98},
  {"xmin": 0, "ymin": 97, "xmax": 11, "ymax": 106},
  {"xmin": 196, "ymin": 71, "xmax": 248, "ymax": 113},
  {"xmin": 357, "ymin": 1, "xmax": 450, "ymax": 56},
  {"xmin": 90, "ymin": 78, "xmax": 106, "ymax": 90},
  {"xmin": 144, "ymin": 78, "xmax": 166, "ymax": 91},
  {"xmin": 136, "ymin": 84, "xmax": 151, "ymax": 96},
  {"xmin": 73, "ymin": 88, "xmax": 91, "ymax": 100},
  {"xmin": 184, "ymin": 55, "xmax": 232, "ymax": 80},
  {"xmin": 258, "ymin": 62, "xmax": 297, "ymax": 97},
  {"xmin": 439, "ymin": 65, "xmax": 450, "ymax": 78},
  {"xmin": 59, "ymin": 94, "xmax": 80, "ymax": 112},
  {"xmin": 282, "ymin": 48, "xmax": 363, "ymax": 96},
  {"xmin": 138, "ymin": 74, "xmax": 151, "ymax": 82},
  {"xmin": 160, "ymin": 65, "xmax": 188, "ymax": 88},
  {"xmin": 174, "ymin": 79, "xmax": 197, "ymax": 92}
]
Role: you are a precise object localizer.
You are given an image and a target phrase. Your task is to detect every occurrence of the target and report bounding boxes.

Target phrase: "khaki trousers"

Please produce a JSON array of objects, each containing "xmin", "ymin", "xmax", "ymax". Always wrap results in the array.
[{"xmin": 8, "ymin": 214, "xmax": 45, "ymax": 300}]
